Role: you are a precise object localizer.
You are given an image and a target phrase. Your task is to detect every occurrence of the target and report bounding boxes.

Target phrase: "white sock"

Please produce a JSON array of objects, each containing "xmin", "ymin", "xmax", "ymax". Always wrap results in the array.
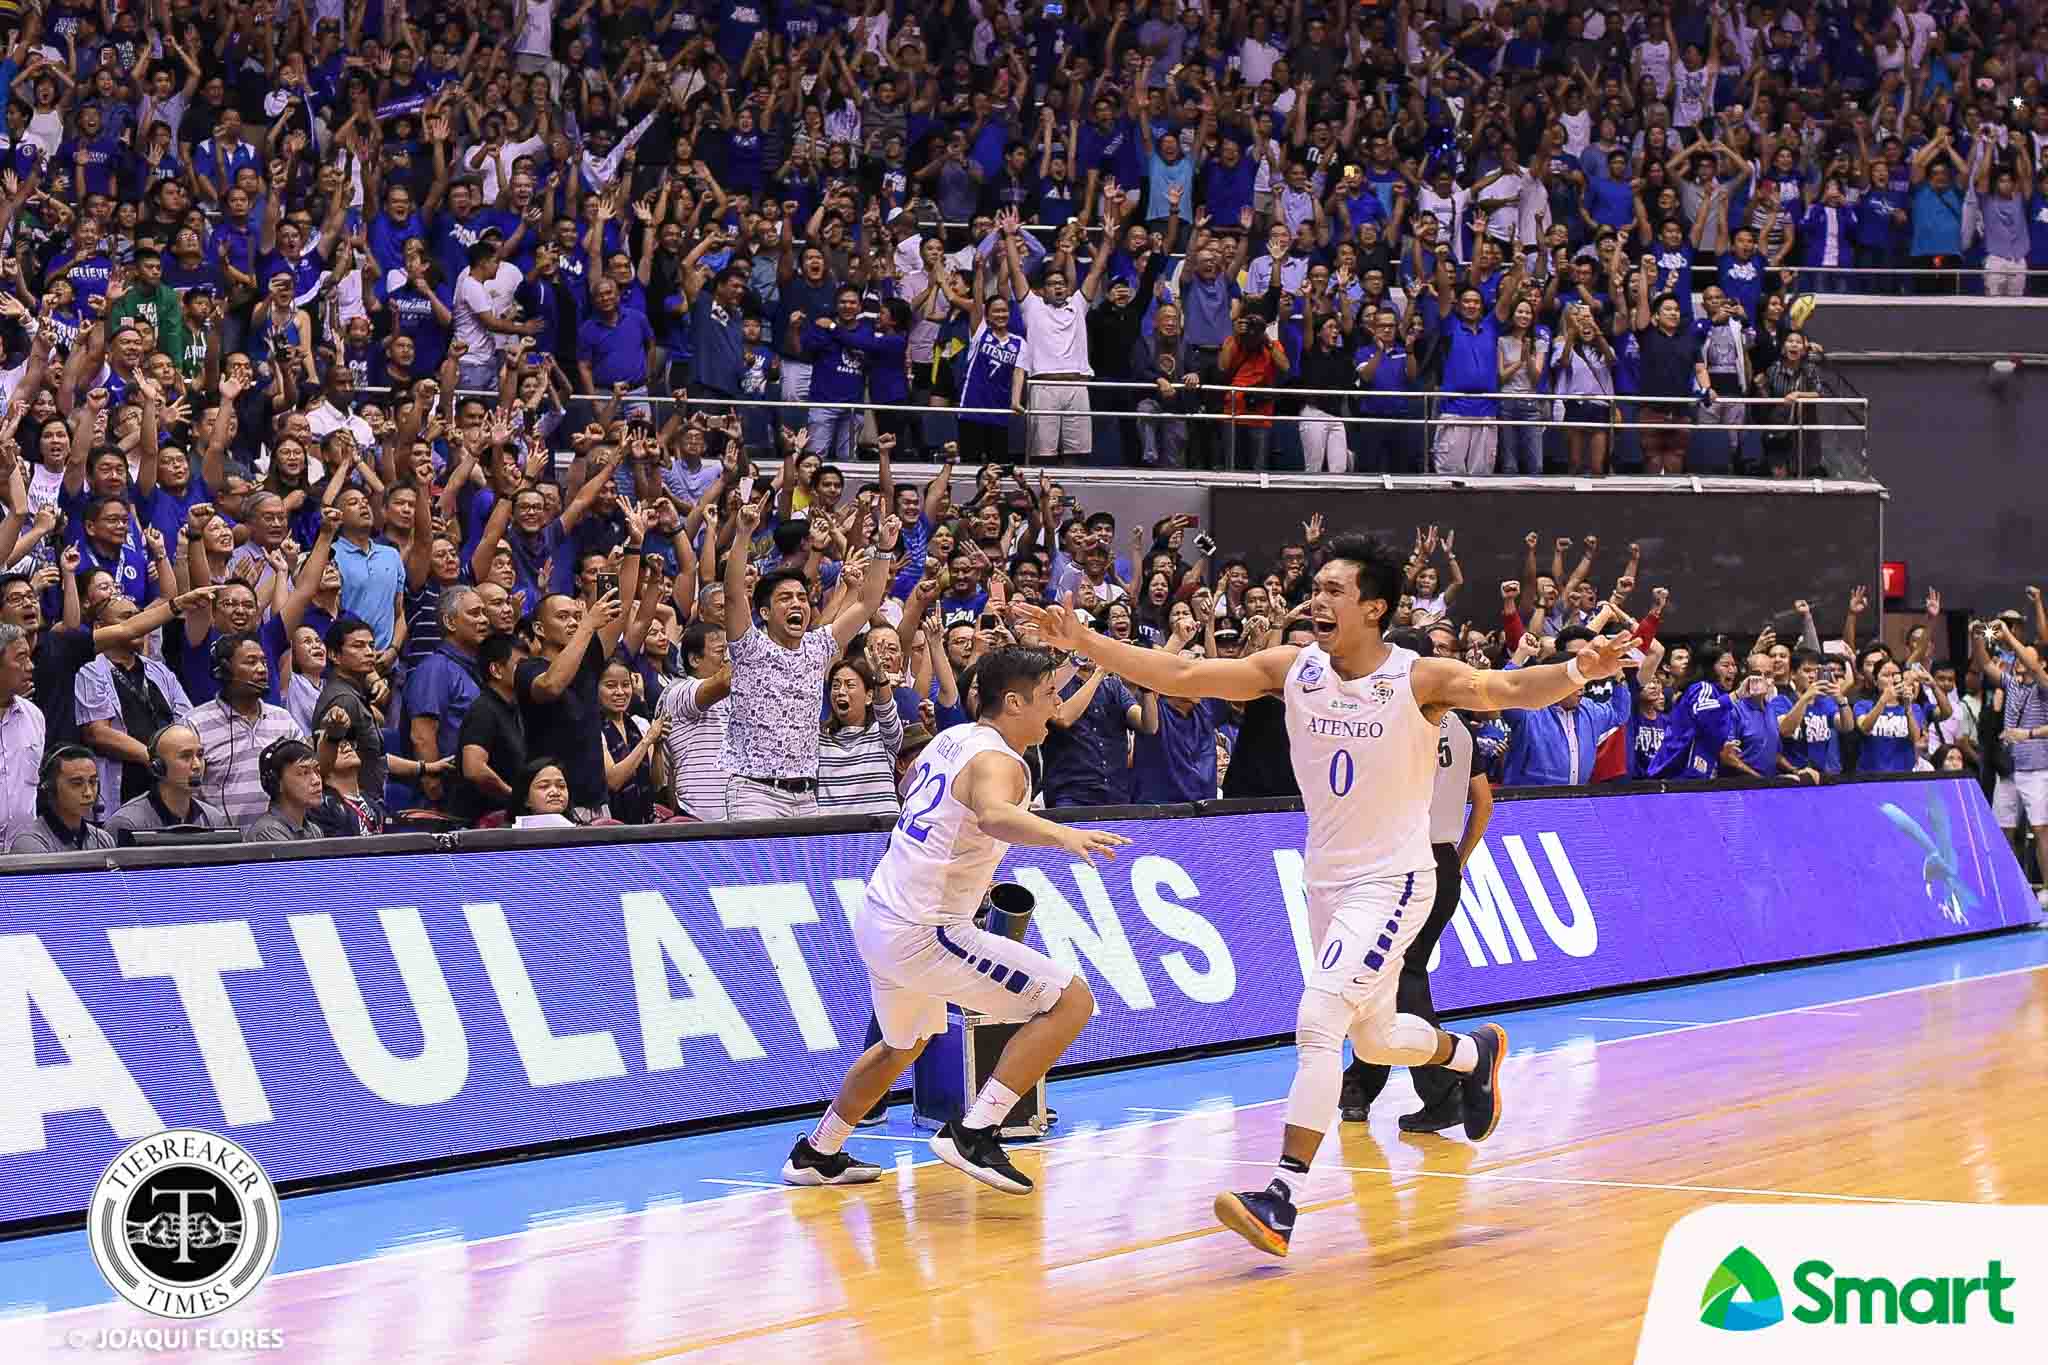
[
  {"xmin": 1270, "ymin": 1155, "xmax": 1310, "ymax": 1201},
  {"xmin": 1447, "ymin": 1034, "xmax": 1479, "ymax": 1074},
  {"xmin": 808, "ymin": 1106, "xmax": 856, "ymax": 1155},
  {"xmin": 962, "ymin": 1078, "xmax": 1022, "ymax": 1131}
]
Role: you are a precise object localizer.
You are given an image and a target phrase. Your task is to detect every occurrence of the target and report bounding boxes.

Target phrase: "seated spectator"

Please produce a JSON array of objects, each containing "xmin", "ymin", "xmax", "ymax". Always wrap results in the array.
[
  {"xmin": 9, "ymin": 745, "xmax": 115, "ymax": 854},
  {"xmin": 245, "ymin": 738, "xmax": 325, "ymax": 843},
  {"xmin": 512, "ymin": 759, "xmax": 578, "ymax": 829},
  {"xmin": 311, "ymin": 730, "xmax": 387, "ymax": 838},
  {"xmin": 105, "ymin": 724, "xmax": 231, "ymax": 838}
]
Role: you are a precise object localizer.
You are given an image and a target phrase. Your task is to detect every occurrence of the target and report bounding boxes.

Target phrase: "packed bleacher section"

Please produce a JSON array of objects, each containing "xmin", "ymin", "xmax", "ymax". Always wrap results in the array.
[{"xmin": 0, "ymin": 0, "xmax": 2043, "ymax": 868}]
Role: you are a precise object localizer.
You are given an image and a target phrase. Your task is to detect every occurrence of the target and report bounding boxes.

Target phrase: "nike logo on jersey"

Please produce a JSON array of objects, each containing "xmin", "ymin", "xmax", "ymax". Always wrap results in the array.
[{"xmin": 1300, "ymin": 684, "xmax": 1325, "ymax": 694}]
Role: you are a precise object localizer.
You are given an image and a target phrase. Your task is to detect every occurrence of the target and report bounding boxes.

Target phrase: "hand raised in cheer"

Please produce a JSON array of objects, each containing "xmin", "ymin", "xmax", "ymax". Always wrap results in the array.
[{"xmin": 1566, "ymin": 632, "xmax": 1639, "ymax": 684}]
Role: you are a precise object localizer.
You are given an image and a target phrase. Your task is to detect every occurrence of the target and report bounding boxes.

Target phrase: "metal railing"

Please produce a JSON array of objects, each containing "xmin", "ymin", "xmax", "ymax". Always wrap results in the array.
[{"xmin": 380, "ymin": 378, "xmax": 1866, "ymax": 477}]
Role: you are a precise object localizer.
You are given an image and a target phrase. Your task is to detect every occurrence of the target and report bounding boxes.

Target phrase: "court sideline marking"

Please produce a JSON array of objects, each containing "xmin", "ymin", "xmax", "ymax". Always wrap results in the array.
[{"xmin": 9, "ymin": 957, "xmax": 2044, "ymax": 1324}]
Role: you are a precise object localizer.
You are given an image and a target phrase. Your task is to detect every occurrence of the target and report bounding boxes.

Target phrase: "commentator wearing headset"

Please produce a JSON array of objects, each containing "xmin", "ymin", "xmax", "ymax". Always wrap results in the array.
[
  {"xmin": 8, "ymin": 745, "xmax": 116, "ymax": 853},
  {"xmin": 244, "ymin": 737, "xmax": 326, "ymax": 843},
  {"xmin": 105, "ymin": 723, "xmax": 232, "ymax": 837},
  {"xmin": 187, "ymin": 632, "xmax": 305, "ymax": 828}
]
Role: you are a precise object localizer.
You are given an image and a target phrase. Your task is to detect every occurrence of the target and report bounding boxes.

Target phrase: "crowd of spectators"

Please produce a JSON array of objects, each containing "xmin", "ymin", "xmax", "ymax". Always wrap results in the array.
[
  {"xmin": 0, "ymin": 0, "xmax": 2041, "ymax": 863},
  {"xmin": 4, "ymin": 405, "xmax": 2043, "ymax": 878}
]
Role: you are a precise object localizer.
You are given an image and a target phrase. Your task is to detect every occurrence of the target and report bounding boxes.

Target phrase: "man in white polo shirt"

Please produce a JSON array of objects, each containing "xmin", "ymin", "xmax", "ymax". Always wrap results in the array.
[
  {"xmin": 451, "ymin": 237, "xmax": 532, "ymax": 392},
  {"xmin": 1001, "ymin": 209, "xmax": 1112, "ymax": 463}
]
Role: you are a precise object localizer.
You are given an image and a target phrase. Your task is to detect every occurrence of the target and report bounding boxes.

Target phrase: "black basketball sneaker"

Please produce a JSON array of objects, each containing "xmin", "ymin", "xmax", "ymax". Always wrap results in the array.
[
  {"xmin": 781, "ymin": 1136, "xmax": 883, "ymax": 1187},
  {"xmin": 930, "ymin": 1121, "xmax": 1033, "ymax": 1194},
  {"xmin": 1213, "ymin": 1181, "xmax": 1297, "ymax": 1258},
  {"xmin": 1460, "ymin": 1023, "xmax": 1509, "ymax": 1141}
]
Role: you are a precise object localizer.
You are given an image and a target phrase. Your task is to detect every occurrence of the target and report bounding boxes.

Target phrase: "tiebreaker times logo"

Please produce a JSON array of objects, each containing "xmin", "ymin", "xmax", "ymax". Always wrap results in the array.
[{"xmin": 84, "ymin": 1128, "xmax": 283, "ymax": 1327}]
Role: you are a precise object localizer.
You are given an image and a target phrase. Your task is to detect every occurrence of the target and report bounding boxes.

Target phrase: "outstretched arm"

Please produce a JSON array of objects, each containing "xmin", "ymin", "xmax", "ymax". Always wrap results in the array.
[
  {"xmin": 1019, "ymin": 603, "xmax": 1295, "ymax": 701},
  {"xmin": 1413, "ymin": 633, "xmax": 1634, "ymax": 713}
]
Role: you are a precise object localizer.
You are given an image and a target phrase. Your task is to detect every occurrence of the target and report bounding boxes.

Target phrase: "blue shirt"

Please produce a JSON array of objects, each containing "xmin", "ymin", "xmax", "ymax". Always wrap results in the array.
[
  {"xmin": 332, "ymin": 537, "xmax": 405, "ymax": 650},
  {"xmin": 803, "ymin": 320, "xmax": 873, "ymax": 404},
  {"xmin": 1439, "ymin": 313, "xmax": 1502, "ymax": 417},
  {"xmin": 1628, "ymin": 707, "xmax": 1668, "ymax": 778},
  {"xmin": 577, "ymin": 308, "xmax": 655, "ymax": 387},
  {"xmin": 1354, "ymin": 342, "xmax": 1415, "ymax": 415},
  {"xmin": 1500, "ymin": 685, "xmax": 1630, "ymax": 787},
  {"xmin": 1731, "ymin": 697, "xmax": 1782, "ymax": 775},
  {"xmin": 1649, "ymin": 680, "xmax": 1734, "ymax": 780},
  {"xmin": 1200, "ymin": 156, "xmax": 1256, "ymax": 226},
  {"xmin": 1714, "ymin": 251, "xmax": 1764, "ymax": 322},
  {"xmin": 402, "ymin": 644, "xmax": 482, "ymax": 761},
  {"xmin": 1042, "ymin": 673, "xmax": 1139, "ymax": 808},
  {"xmin": 1131, "ymin": 697, "xmax": 1228, "ymax": 804},
  {"xmin": 1775, "ymin": 692, "xmax": 1842, "ymax": 774},
  {"xmin": 1852, "ymin": 699, "xmax": 1927, "ymax": 772},
  {"xmin": 1909, "ymin": 183, "xmax": 1964, "ymax": 258},
  {"xmin": 689, "ymin": 292, "xmax": 745, "ymax": 394}
]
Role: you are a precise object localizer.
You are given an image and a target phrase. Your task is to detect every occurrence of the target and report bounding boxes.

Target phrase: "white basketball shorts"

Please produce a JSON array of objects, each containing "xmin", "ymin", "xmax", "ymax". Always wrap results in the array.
[
  {"xmin": 1303, "ymin": 867, "xmax": 1440, "ymax": 1015},
  {"xmin": 854, "ymin": 898, "xmax": 1075, "ymax": 1048}
]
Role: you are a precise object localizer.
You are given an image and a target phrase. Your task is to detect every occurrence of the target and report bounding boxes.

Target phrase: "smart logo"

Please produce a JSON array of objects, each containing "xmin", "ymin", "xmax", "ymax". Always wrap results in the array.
[
  {"xmin": 1700, "ymin": 1245, "xmax": 2018, "ymax": 1331},
  {"xmin": 1699, "ymin": 1247, "xmax": 1784, "ymax": 1331}
]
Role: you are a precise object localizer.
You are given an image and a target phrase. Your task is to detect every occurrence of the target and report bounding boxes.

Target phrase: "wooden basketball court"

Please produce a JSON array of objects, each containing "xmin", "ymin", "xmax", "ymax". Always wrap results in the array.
[{"xmin": 7, "ymin": 958, "xmax": 2042, "ymax": 1364}]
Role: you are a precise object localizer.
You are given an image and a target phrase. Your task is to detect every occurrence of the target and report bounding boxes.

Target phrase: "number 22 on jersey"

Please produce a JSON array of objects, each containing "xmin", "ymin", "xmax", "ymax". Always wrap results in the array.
[{"xmin": 898, "ymin": 762, "xmax": 948, "ymax": 842}]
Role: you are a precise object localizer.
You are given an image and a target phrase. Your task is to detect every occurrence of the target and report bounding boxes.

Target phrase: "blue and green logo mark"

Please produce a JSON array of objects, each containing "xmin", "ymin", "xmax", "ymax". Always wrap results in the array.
[{"xmin": 1700, "ymin": 1246, "xmax": 1786, "ymax": 1332}]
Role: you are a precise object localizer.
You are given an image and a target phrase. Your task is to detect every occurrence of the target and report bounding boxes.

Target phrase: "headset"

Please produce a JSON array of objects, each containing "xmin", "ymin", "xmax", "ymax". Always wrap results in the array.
[
  {"xmin": 209, "ymin": 632, "xmax": 247, "ymax": 684},
  {"xmin": 145, "ymin": 723, "xmax": 196, "ymax": 783},
  {"xmin": 258, "ymin": 736, "xmax": 314, "ymax": 800}
]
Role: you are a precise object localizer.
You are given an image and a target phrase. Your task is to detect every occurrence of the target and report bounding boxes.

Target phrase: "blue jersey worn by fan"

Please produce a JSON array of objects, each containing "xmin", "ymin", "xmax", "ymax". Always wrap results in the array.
[{"xmin": 1647, "ymin": 679, "xmax": 1734, "ymax": 779}]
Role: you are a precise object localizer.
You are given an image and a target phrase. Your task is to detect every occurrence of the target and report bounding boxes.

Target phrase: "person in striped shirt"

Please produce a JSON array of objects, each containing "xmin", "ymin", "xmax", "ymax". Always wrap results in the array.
[
  {"xmin": 816, "ymin": 658, "xmax": 905, "ymax": 815},
  {"xmin": 655, "ymin": 621, "xmax": 732, "ymax": 822},
  {"xmin": 187, "ymin": 634, "xmax": 305, "ymax": 827}
]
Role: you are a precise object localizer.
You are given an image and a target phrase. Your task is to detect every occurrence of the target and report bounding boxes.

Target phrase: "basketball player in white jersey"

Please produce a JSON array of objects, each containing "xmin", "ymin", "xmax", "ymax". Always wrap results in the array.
[
  {"xmin": 1339, "ymin": 628, "xmax": 1493, "ymax": 1134},
  {"xmin": 782, "ymin": 646, "xmax": 1132, "ymax": 1194},
  {"xmin": 1022, "ymin": 533, "xmax": 1633, "ymax": 1256}
]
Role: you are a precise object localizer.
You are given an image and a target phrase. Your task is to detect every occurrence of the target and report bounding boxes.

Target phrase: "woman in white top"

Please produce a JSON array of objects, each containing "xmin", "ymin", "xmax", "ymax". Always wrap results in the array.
[
  {"xmin": 1549, "ymin": 303, "xmax": 1617, "ymax": 476},
  {"xmin": 1496, "ymin": 297, "xmax": 1548, "ymax": 476}
]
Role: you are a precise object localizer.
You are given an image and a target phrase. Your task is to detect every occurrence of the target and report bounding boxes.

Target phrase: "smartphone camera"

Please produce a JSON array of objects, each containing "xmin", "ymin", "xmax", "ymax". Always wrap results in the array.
[{"xmin": 596, "ymin": 572, "xmax": 620, "ymax": 599}]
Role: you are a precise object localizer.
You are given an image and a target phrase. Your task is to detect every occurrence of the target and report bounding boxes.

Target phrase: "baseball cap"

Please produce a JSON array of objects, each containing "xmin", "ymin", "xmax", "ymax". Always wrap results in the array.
[{"xmin": 1213, "ymin": 616, "xmax": 1244, "ymax": 645}]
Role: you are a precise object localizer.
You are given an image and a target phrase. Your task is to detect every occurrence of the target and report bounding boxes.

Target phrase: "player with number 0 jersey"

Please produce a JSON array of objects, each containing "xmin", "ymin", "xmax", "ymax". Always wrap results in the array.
[
  {"xmin": 781, "ymin": 646, "xmax": 1131, "ymax": 1197},
  {"xmin": 1020, "ymin": 532, "xmax": 1636, "ymax": 1257}
]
